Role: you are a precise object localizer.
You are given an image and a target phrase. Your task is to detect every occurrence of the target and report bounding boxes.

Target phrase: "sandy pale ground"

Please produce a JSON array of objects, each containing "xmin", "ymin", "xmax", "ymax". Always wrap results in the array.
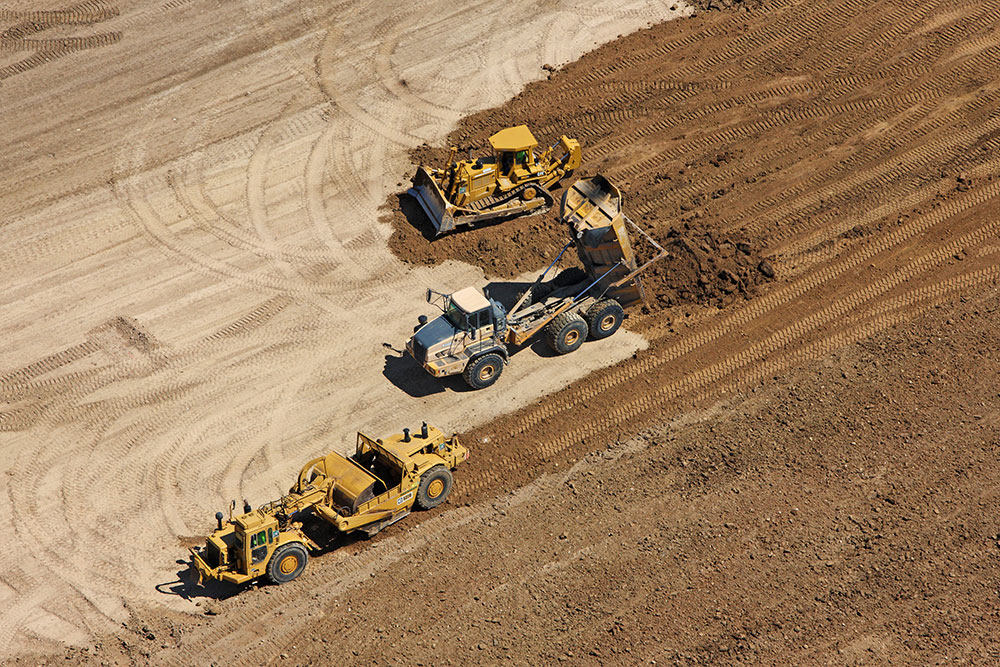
[{"xmin": 0, "ymin": 0, "xmax": 688, "ymax": 655}]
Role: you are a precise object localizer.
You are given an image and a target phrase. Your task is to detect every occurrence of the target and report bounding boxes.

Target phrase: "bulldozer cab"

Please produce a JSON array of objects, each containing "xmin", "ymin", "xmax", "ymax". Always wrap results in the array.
[{"xmin": 490, "ymin": 125, "xmax": 538, "ymax": 182}]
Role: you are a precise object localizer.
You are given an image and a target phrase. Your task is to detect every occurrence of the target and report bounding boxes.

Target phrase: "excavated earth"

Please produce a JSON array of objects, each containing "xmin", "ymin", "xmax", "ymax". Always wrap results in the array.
[{"xmin": 6, "ymin": 0, "xmax": 1000, "ymax": 664}]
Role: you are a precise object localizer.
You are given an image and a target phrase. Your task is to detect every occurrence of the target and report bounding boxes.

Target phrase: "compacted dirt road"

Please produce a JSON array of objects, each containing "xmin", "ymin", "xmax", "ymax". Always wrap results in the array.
[
  {"xmin": 5, "ymin": 0, "xmax": 1000, "ymax": 664},
  {"xmin": 0, "ymin": 0, "xmax": 683, "ymax": 658}
]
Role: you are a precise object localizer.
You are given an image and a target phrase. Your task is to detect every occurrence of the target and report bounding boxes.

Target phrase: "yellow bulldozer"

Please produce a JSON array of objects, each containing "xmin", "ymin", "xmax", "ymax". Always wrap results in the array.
[
  {"xmin": 189, "ymin": 423, "xmax": 468, "ymax": 587},
  {"xmin": 409, "ymin": 124, "xmax": 581, "ymax": 235}
]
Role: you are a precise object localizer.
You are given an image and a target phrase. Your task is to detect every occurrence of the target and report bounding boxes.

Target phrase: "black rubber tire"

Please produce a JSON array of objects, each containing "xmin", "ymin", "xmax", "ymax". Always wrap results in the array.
[
  {"xmin": 266, "ymin": 542, "xmax": 308, "ymax": 585},
  {"xmin": 528, "ymin": 282, "xmax": 554, "ymax": 304},
  {"xmin": 415, "ymin": 465, "xmax": 453, "ymax": 510},
  {"xmin": 545, "ymin": 311, "xmax": 588, "ymax": 354},
  {"xmin": 585, "ymin": 299, "xmax": 625, "ymax": 340},
  {"xmin": 463, "ymin": 353, "xmax": 504, "ymax": 389}
]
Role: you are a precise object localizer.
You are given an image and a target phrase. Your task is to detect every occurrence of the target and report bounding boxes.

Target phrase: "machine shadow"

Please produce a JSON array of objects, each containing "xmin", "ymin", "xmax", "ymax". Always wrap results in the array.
[
  {"xmin": 161, "ymin": 518, "xmax": 369, "ymax": 602},
  {"xmin": 383, "ymin": 352, "xmax": 477, "ymax": 396},
  {"xmin": 395, "ymin": 192, "xmax": 438, "ymax": 241}
]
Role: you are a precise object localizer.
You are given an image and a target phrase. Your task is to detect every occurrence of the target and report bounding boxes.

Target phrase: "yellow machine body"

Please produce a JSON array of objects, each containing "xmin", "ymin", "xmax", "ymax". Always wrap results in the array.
[
  {"xmin": 190, "ymin": 425, "xmax": 468, "ymax": 587},
  {"xmin": 409, "ymin": 124, "xmax": 581, "ymax": 234}
]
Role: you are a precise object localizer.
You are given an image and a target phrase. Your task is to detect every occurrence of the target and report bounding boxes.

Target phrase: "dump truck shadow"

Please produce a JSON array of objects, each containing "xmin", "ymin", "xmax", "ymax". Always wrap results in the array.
[{"xmin": 383, "ymin": 352, "xmax": 476, "ymax": 397}]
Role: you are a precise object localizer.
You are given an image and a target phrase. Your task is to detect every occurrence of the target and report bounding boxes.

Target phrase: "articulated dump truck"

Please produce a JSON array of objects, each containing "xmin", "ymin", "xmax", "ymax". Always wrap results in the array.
[
  {"xmin": 189, "ymin": 424, "xmax": 468, "ymax": 586},
  {"xmin": 406, "ymin": 174, "xmax": 666, "ymax": 389}
]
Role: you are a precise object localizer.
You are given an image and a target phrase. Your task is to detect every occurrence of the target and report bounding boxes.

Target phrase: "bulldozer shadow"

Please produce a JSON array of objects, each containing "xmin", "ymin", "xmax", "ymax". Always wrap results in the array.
[{"xmin": 396, "ymin": 192, "xmax": 438, "ymax": 241}]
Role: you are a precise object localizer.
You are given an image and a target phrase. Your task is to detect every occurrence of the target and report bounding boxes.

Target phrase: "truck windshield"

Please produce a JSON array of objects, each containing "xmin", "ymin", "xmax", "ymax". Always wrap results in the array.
[{"xmin": 444, "ymin": 301, "xmax": 468, "ymax": 330}]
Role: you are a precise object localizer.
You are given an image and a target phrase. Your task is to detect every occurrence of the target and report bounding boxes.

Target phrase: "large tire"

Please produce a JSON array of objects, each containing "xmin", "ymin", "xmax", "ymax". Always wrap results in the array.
[
  {"xmin": 463, "ymin": 353, "xmax": 504, "ymax": 390},
  {"xmin": 415, "ymin": 465, "xmax": 453, "ymax": 510},
  {"xmin": 266, "ymin": 542, "xmax": 308, "ymax": 585},
  {"xmin": 585, "ymin": 299, "xmax": 624, "ymax": 340},
  {"xmin": 545, "ymin": 311, "xmax": 588, "ymax": 354}
]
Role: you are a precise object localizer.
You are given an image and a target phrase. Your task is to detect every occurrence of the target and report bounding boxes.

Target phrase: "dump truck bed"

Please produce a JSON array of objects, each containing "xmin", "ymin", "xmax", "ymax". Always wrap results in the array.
[{"xmin": 560, "ymin": 175, "xmax": 644, "ymax": 306}]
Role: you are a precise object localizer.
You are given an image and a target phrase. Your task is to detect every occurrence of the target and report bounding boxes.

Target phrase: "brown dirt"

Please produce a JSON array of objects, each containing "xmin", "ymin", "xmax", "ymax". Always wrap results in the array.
[{"xmin": 6, "ymin": 0, "xmax": 1000, "ymax": 664}]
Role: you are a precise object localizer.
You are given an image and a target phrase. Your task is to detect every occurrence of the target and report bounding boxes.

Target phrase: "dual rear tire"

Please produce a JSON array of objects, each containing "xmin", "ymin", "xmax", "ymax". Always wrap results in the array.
[
  {"xmin": 584, "ymin": 299, "xmax": 624, "ymax": 340},
  {"xmin": 544, "ymin": 299, "xmax": 624, "ymax": 354}
]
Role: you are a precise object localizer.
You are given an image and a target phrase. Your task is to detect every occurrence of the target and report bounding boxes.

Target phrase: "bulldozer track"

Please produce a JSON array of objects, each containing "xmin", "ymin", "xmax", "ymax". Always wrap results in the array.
[
  {"xmin": 725, "ymin": 84, "xmax": 1000, "ymax": 241},
  {"xmin": 0, "ymin": 33, "xmax": 121, "ymax": 52},
  {"xmin": 0, "ymin": 2, "xmax": 121, "ymax": 82}
]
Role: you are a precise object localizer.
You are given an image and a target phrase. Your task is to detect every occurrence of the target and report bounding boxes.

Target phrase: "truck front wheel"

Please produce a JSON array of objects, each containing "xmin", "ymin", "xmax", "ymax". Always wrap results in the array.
[
  {"xmin": 416, "ymin": 465, "xmax": 453, "ymax": 510},
  {"xmin": 463, "ymin": 353, "xmax": 504, "ymax": 389},
  {"xmin": 545, "ymin": 311, "xmax": 588, "ymax": 354},
  {"xmin": 266, "ymin": 542, "xmax": 308, "ymax": 585}
]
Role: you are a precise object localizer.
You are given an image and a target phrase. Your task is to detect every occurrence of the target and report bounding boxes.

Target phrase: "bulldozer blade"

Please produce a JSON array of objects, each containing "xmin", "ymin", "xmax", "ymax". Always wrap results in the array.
[{"xmin": 408, "ymin": 166, "xmax": 457, "ymax": 235}]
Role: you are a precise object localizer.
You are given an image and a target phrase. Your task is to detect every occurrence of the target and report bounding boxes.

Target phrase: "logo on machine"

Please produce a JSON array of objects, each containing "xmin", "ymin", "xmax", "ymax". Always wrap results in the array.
[{"xmin": 397, "ymin": 491, "xmax": 414, "ymax": 506}]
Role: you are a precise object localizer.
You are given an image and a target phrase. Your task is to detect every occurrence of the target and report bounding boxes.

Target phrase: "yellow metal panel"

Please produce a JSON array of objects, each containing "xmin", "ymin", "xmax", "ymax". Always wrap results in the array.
[{"xmin": 488, "ymin": 125, "xmax": 538, "ymax": 152}]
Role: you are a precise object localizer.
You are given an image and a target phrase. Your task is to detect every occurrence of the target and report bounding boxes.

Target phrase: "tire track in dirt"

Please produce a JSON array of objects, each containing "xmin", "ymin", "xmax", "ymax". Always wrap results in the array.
[
  {"xmin": 721, "ymin": 41, "xmax": 1000, "ymax": 238},
  {"xmin": 0, "ymin": 1, "xmax": 121, "ymax": 82},
  {"xmin": 0, "ymin": 0, "xmax": 680, "ymax": 655},
  {"xmin": 0, "ymin": 299, "xmax": 336, "ymax": 650},
  {"xmin": 498, "ymin": 161, "xmax": 1000, "ymax": 442}
]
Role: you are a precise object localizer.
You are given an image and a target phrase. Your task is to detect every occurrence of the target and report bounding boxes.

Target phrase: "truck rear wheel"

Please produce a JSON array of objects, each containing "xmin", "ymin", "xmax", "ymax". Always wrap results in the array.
[
  {"xmin": 266, "ymin": 542, "xmax": 308, "ymax": 585},
  {"xmin": 545, "ymin": 311, "xmax": 587, "ymax": 354},
  {"xmin": 463, "ymin": 353, "xmax": 504, "ymax": 389},
  {"xmin": 416, "ymin": 465, "xmax": 453, "ymax": 510},
  {"xmin": 585, "ymin": 299, "xmax": 624, "ymax": 340}
]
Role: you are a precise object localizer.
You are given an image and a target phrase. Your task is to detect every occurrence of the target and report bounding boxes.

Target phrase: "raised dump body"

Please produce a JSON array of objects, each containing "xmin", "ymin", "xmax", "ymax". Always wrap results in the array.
[{"xmin": 561, "ymin": 175, "xmax": 644, "ymax": 306}]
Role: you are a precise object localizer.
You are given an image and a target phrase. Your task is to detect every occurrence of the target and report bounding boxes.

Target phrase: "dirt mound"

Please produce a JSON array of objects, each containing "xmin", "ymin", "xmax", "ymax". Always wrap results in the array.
[
  {"xmin": 638, "ymin": 227, "xmax": 773, "ymax": 312},
  {"xmin": 387, "ymin": 190, "xmax": 567, "ymax": 279}
]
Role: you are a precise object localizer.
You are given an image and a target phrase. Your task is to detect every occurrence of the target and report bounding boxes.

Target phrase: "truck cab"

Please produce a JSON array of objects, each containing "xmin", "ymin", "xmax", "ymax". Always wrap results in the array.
[{"xmin": 406, "ymin": 286, "xmax": 508, "ymax": 380}]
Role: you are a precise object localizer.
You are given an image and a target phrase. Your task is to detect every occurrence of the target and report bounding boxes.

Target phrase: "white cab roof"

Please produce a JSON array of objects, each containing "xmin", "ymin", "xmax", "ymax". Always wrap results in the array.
[{"xmin": 451, "ymin": 286, "xmax": 491, "ymax": 312}]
